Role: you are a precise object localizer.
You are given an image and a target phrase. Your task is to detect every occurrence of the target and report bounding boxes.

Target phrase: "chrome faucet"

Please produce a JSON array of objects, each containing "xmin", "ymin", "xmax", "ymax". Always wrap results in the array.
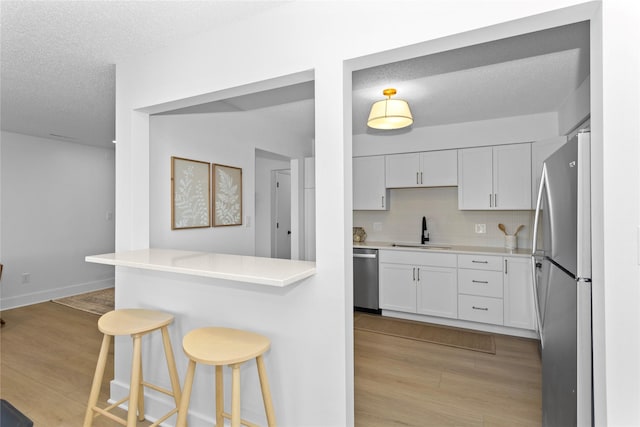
[{"xmin": 421, "ymin": 216, "xmax": 429, "ymax": 244}]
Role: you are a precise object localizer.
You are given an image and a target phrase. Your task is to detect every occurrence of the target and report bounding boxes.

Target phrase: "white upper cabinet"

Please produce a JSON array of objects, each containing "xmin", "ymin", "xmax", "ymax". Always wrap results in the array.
[
  {"xmin": 353, "ymin": 156, "xmax": 389, "ymax": 210},
  {"xmin": 458, "ymin": 143, "xmax": 532, "ymax": 210},
  {"xmin": 531, "ymin": 136, "xmax": 566, "ymax": 207},
  {"xmin": 385, "ymin": 150, "xmax": 457, "ymax": 188}
]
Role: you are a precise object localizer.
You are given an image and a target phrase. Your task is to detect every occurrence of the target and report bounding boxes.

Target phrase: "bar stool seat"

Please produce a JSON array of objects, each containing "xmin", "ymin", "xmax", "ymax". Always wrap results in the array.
[
  {"xmin": 176, "ymin": 327, "xmax": 276, "ymax": 427},
  {"xmin": 84, "ymin": 309, "xmax": 182, "ymax": 427}
]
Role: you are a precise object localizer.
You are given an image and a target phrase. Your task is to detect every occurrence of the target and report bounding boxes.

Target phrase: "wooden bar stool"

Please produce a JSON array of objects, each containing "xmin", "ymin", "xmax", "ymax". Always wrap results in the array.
[
  {"xmin": 176, "ymin": 327, "xmax": 276, "ymax": 427},
  {"xmin": 83, "ymin": 309, "xmax": 182, "ymax": 427}
]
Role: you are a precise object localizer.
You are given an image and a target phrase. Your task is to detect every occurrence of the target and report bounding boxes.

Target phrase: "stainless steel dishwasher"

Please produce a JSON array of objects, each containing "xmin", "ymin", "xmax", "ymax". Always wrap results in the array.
[{"xmin": 353, "ymin": 248, "xmax": 380, "ymax": 313}]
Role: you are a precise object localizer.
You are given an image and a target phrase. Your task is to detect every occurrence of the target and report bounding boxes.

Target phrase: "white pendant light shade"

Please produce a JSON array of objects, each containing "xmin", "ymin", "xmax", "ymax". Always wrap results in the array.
[{"xmin": 367, "ymin": 88, "xmax": 413, "ymax": 130}]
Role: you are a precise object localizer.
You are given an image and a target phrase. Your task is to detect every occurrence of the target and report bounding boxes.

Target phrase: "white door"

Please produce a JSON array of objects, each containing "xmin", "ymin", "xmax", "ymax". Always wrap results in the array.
[
  {"xmin": 415, "ymin": 265, "xmax": 458, "ymax": 319},
  {"xmin": 274, "ymin": 170, "xmax": 291, "ymax": 259},
  {"xmin": 493, "ymin": 143, "xmax": 532, "ymax": 209},
  {"xmin": 420, "ymin": 150, "xmax": 458, "ymax": 187},
  {"xmin": 458, "ymin": 146, "xmax": 493, "ymax": 209},
  {"xmin": 379, "ymin": 263, "xmax": 416, "ymax": 312},
  {"xmin": 385, "ymin": 153, "xmax": 421, "ymax": 188},
  {"xmin": 353, "ymin": 156, "xmax": 388, "ymax": 210},
  {"xmin": 503, "ymin": 256, "xmax": 536, "ymax": 330}
]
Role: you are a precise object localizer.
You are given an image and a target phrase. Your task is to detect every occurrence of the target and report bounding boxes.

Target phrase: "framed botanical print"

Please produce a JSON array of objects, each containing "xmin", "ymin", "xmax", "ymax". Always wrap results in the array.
[
  {"xmin": 171, "ymin": 156, "xmax": 211, "ymax": 229},
  {"xmin": 212, "ymin": 163, "xmax": 242, "ymax": 226}
]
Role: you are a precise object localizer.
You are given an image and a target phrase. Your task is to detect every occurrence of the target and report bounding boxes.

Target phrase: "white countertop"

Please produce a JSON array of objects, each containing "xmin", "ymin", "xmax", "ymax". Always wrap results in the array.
[
  {"xmin": 86, "ymin": 248, "xmax": 316, "ymax": 287},
  {"xmin": 353, "ymin": 241, "xmax": 532, "ymax": 257}
]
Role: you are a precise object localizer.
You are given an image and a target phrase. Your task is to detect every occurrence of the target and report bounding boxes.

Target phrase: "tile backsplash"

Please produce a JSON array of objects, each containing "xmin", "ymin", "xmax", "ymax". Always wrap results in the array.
[{"xmin": 353, "ymin": 187, "xmax": 534, "ymax": 249}]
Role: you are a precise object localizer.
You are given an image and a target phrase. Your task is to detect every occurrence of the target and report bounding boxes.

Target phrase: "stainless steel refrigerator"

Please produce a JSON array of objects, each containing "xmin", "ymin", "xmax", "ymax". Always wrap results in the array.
[{"xmin": 532, "ymin": 130, "xmax": 592, "ymax": 426}]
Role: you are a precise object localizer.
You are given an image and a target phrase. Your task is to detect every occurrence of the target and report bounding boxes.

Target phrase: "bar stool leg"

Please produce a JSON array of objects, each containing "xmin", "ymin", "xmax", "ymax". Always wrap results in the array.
[
  {"xmin": 127, "ymin": 335, "xmax": 142, "ymax": 427},
  {"xmin": 83, "ymin": 334, "xmax": 112, "ymax": 427},
  {"xmin": 215, "ymin": 365, "xmax": 224, "ymax": 426},
  {"xmin": 137, "ymin": 348, "xmax": 145, "ymax": 421},
  {"xmin": 231, "ymin": 364, "xmax": 241, "ymax": 427},
  {"xmin": 256, "ymin": 355, "xmax": 277, "ymax": 427},
  {"xmin": 161, "ymin": 326, "xmax": 182, "ymax": 407},
  {"xmin": 176, "ymin": 359, "xmax": 196, "ymax": 427}
]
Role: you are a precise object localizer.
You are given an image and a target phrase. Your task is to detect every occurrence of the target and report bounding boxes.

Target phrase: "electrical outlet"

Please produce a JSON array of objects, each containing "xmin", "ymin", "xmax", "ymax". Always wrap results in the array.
[
  {"xmin": 21, "ymin": 273, "xmax": 31, "ymax": 284},
  {"xmin": 475, "ymin": 224, "xmax": 486, "ymax": 234}
]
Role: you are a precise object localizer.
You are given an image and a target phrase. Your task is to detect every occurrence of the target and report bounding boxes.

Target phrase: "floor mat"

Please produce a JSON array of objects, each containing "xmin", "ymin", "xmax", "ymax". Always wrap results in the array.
[{"xmin": 52, "ymin": 288, "xmax": 114, "ymax": 316}]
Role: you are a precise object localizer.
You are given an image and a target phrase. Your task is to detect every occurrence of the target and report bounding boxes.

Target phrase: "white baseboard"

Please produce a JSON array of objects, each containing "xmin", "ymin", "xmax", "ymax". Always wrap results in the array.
[
  {"xmin": 1, "ymin": 278, "xmax": 114, "ymax": 310},
  {"xmin": 381, "ymin": 309, "xmax": 539, "ymax": 339}
]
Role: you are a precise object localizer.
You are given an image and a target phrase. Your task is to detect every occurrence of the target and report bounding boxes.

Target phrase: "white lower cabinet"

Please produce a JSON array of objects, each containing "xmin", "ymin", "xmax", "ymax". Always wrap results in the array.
[
  {"xmin": 457, "ymin": 254, "xmax": 504, "ymax": 326},
  {"xmin": 380, "ymin": 250, "xmax": 536, "ymax": 334},
  {"xmin": 458, "ymin": 294, "xmax": 504, "ymax": 325},
  {"xmin": 379, "ymin": 250, "xmax": 458, "ymax": 319},
  {"xmin": 503, "ymin": 256, "xmax": 536, "ymax": 330},
  {"xmin": 379, "ymin": 263, "xmax": 417, "ymax": 313}
]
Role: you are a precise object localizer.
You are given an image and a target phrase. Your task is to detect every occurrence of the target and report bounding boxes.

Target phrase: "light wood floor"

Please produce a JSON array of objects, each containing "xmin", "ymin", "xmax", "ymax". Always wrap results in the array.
[
  {"xmin": 1, "ymin": 302, "xmax": 541, "ymax": 426},
  {"xmin": 355, "ymin": 313, "xmax": 542, "ymax": 426},
  {"xmin": 0, "ymin": 302, "xmax": 152, "ymax": 426}
]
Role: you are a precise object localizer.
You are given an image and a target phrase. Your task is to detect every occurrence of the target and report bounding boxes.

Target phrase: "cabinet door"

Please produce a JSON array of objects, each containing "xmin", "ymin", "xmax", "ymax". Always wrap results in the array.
[
  {"xmin": 379, "ymin": 263, "xmax": 416, "ymax": 312},
  {"xmin": 493, "ymin": 143, "xmax": 532, "ymax": 209},
  {"xmin": 420, "ymin": 150, "xmax": 457, "ymax": 186},
  {"xmin": 457, "ymin": 146, "xmax": 493, "ymax": 209},
  {"xmin": 385, "ymin": 153, "xmax": 421, "ymax": 188},
  {"xmin": 415, "ymin": 265, "xmax": 458, "ymax": 319},
  {"xmin": 503, "ymin": 257, "xmax": 536, "ymax": 330},
  {"xmin": 353, "ymin": 156, "xmax": 389, "ymax": 210}
]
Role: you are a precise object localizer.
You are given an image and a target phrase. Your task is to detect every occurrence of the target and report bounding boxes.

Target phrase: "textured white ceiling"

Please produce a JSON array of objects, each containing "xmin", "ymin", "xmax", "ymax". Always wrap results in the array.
[
  {"xmin": 0, "ymin": 0, "xmax": 289, "ymax": 147},
  {"xmin": 1, "ymin": 2, "xmax": 589, "ymax": 148},
  {"xmin": 352, "ymin": 21, "xmax": 590, "ymax": 134}
]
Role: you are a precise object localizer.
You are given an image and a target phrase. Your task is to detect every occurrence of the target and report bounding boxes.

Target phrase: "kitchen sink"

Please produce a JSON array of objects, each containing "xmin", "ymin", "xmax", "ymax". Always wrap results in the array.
[{"xmin": 391, "ymin": 243, "xmax": 451, "ymax": 250}]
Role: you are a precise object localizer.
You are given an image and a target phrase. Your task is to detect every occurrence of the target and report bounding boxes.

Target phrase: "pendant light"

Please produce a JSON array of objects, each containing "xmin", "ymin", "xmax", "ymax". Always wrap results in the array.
[{"xmin": 367, "ymin": 88, "xmax": 413, "ymax": 130}]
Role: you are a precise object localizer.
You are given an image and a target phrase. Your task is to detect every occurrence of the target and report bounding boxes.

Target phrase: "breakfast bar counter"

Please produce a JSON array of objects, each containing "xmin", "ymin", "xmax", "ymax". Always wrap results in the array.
[
  {"xmin": 85, "ymin": 248, "xmax": 319, "ymax": 426},
  {"xmin": 86, "ymin": 248, "xmax": 317, "ymax": 287}
]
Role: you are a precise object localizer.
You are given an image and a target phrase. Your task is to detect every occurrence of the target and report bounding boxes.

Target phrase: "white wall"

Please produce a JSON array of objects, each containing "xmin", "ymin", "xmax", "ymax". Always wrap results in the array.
[
  {"xmin": 114, "ymin": 1, "xmax": 640, "ymax": 425},
  {"xmin": 558, "ymin": 75, "xmax": 591, "ymax": 134},
  {"xmin": 592, "ymin": 1, "xmax": 640, "ymax": 424},
  {"xmin": 0, "ymin": 131, "xmax": 115, "ymax": 309},
  {"xmin": 353, "ymin": 112, "xmax": 559, "ymax": 156},
  {"xmin": 354, "ymin": 187, "xmax": 534, "ymax": 249},
  {"xmin": 149, "ymin": 113, "xmax": 310, "ymax": 255}
]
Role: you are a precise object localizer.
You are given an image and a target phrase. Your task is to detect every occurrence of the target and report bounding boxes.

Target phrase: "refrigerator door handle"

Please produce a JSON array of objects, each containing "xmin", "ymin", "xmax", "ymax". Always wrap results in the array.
[
  {"xmin": 531, "ymin": 255, "xmax": 544, "ymax": 346},
  {"xmin": 531, "ymin": 164, "xmax": 547, "ymax": 256},
  {"xmin": 530, "ymin": 166, "xmax": 548, "ymax": 345}
]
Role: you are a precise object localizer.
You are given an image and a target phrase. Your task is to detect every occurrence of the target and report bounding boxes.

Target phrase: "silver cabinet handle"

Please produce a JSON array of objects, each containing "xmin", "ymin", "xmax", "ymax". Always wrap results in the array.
[
  {"xmin": 381, "ymin": 196, "xmax": 384, "ymax": 208},
  {"xmin": 416, "ymin": 172, "xmax": 419, "ymax": 184},
  {"xmin": 413, "ymin": 267, "xmax": 415, "ymax": 281},
  {"xmin": 472, "ymin": 306, "xmax": 489, "ymax": 311},
  {"xmin": 504, "ymin": 259, "xmax": 508, "ymax": 274},
  {"xmin": 420, "ymin": 172, "xmax": 423, "ymax": 184},
  {"xmin": 494, "ymin": 193, "xmax": 497, "ymax": 207},
  {"xmin": 416, "ymin": 268, "xmax": 420, "ymax": 281},
  {"xmin": 472, "ymin": 280, "xmax": 488, "ymax": 284},
  {"xmin": 489, "ymin": 194, "xmax": 492, "ymax": 207},
  {"xmin": 472, "ymin": 260, "xmax": 488, "ymax": 264}
]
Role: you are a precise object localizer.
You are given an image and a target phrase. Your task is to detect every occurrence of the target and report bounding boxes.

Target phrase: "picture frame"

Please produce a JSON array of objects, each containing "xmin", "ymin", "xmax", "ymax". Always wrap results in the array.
[
  {"xmin": 171, "ymin": 156, "xmax": 211, "ymax": 229},
  {"xmin": 212, "ymin": 163, "xmax": 243, "ymax": 227}
]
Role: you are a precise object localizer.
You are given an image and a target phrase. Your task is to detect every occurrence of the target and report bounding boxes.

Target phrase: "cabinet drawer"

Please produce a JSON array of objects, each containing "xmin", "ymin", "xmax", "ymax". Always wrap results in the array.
[
  {"xmin": 458, "ymin": 295, "xmax": 503, "ymax": 325},
  {"xmin": 458, "ymin": 254, "xmax": 502, "ymax": 271},
  {"xmin": 458, "ymin": 269, "xmax": 503, "ymax": 298}
]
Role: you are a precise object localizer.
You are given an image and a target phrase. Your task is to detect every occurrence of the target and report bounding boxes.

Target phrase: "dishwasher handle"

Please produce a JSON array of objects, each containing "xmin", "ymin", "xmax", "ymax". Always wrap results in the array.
[{"xmin": 353, "ymin": 253, "xmax": 377, "ymax": 259}]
